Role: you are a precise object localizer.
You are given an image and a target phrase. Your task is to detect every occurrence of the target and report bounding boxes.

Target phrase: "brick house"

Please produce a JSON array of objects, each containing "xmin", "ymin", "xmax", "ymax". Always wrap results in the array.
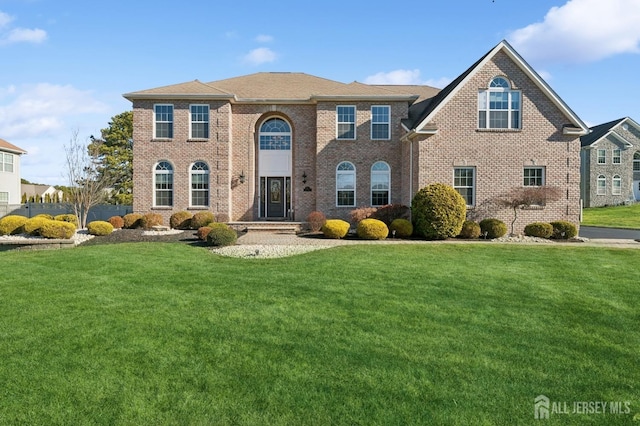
[
  {"xmin": 124, "ymin": 40, "xmax": 588, "ymax": 233},
  {"xmin": 580, "ymin": 117, "xmax": 640, "ymax": 207}
]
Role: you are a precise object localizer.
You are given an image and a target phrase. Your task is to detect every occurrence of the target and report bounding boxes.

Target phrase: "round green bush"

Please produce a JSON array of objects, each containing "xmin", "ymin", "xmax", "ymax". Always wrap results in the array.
[
  {"xmin": 40, "ymin": 220, "xmax": 76, "ymax": 239},
  {"xmin": 170, "ymin": 211, "xmax": 193, "ymax": 229},
  {"xmin": 206, "ymin": 223, "xmax": 237, "ymax": 246},
  {"xmin": 123, "ymin": 213, "xmax": 143, "ymax": 229},
  {"xmin": 0, "ymin": 215, "xmax": 28, "ymax": 235},
  {"xmin": 321, "ymin": 219, "xmax": 350, "ymax": 239},
  {"xmin": 411, "ymin": 183, "xmax": 467, "ymax": 240},
  {"xmin": 458, "ymin": 220, "xmax": 481, "ymax": 239},
  {"xmin": 23, "ymin": 216, "xmax": 51, "ymax": 235},
  {"xmin": 524, "ymin": 222, "xmax": 553, "ymax": 238},
  {"xmin": 389, "ymin": 218, "xmax": 413, "ymax": 238},
  {"xmin": 479, "ymin": 218, "xmax": 508, "ymax": 239},
  {"xmin": 87, "ymin": 221, "xmax": 114, "ymax": 236},
  {"xmin": 357, "ymin": 218, "xmax": 389, "ymax": 240},
  {"xmin": 54, "ymin": 214, "xmax": 79, "ymax": 227},
  {"xmin": 140, "ymin": 212, "xmax": 163, "ymax": 230},
  {"xmin": 191, "ymin": 211, "xmax": 215, "ymax": 229},
  {"xmin": 550, "ymin": 221, "xmax": 578, "ymax": 239},
  {"xmin": 108, "ymin": 216, "xmax": 125, "ymax": 229}
]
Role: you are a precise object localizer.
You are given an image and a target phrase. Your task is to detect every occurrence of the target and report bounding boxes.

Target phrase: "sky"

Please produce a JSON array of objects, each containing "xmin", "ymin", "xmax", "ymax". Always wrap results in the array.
[{"xmin": 1, "ymin": 0, "xmax": 640, "ymax": 186}]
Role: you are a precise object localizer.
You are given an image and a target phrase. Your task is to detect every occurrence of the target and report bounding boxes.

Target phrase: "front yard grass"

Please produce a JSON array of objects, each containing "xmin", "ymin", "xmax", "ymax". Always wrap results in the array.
[
  {"xmin": 0, "ymin": 243, "xmax": 639, "ymax": 424},
  {"xmin": 582, "ymin": 203, "xmax": 640, "ymax": 229}
]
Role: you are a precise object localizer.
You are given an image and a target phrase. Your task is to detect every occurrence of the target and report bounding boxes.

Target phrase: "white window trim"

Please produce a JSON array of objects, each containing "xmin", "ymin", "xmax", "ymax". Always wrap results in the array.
[
  {"xmin": 612, "ymin": 148, "xmax": 621, "ymax": 164},
  {"xmin": 597, "ymin": 148, "xmax": 606, "ymax": 164},
  {"xmin": 523, "ymin": 166, "xmax": 545, "ymax": 187},
  {"xmin": 0, "ymin": 191, "xmax": 8, "ymax": 204},
  {"xmin": 478, "ymin": 77, "xmax": 521, "ymax": 130},
  {"xmin": 336, "ymin": 161, "xmax": 356, "ymax": 207},
  {"xmin": 370, "ymin": 161, "xmax": 391, "ymax": 206},
  {"xmin": 453, "ymin": 167, "xmax": 476, "ymax": 207},
  {"xmin": 189, "ymin": 161, "xmax": 210, "ymax": 207},
  {"xmin": 612, "ymin": 175, "xmax": 622, "ymax": 195},
  {"xmin": 153, "ymin": 161, "xmax": 174, "ymax": 207},
  {"xmin": 336, "ymin": 105, "xmax": 356, "ymax": 140},
  {"xmin": 371, "ymin": 105, "xmax": 390, "ymax": 140},
  {"xmin": 597, "ymin": 175, "xmax": 606, "ymax": 195},
  {"xmin": 0, "ymin": 152, "xmax": 14, "ymax": 173},
  {"xmin": 154, "ymin": 104, "xmax": 174, "ymax": 139},
  {"xmin": 189, "ymin": 104, "xmax": 210, "ymax": 140}
]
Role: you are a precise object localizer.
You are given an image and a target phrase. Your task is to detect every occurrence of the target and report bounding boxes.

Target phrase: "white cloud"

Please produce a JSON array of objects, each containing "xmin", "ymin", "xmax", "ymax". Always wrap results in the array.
[
  {"xmin": 243, "ymin": 47, "xmax": 277, "ymax": 65},
  {"xmin": 5, "ymin": 27, "xmax": 46, "ymax": 44},
  {"xmin": 255, "ymin": 34, "xmax": 273, "ymax": 43},
  {"xmin": 363, "ymin": 69, "xmax": 451, "ymax": 88},
  {"xmin": 508, "ymin": 0, "xmax": 640, "ymax": 64},
  {"xmin": 0, "ymin": 11, "xmax": 14, "ymax": 28}
]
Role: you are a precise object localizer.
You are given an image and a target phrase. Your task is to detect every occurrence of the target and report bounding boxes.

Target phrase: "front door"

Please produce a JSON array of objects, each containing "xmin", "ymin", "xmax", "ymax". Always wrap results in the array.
[{"xmin": 267, "ymin": 177, "xmax": 285, "ymax": 217}]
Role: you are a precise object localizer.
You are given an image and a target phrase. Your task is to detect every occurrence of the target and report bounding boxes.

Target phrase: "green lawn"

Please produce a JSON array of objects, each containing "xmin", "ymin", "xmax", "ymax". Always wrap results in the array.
[
  {"xmin": 582, "ymin": 203, "xmax": 640, "ymax": 229},
  {"xmin": 1, "ymin": 243, "xmax": 639, "ymax": 425}
]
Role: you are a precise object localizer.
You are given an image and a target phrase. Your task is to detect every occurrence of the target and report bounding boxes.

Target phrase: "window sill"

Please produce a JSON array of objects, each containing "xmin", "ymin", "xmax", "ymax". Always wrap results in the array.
[
  {"xmin": 151, "ymin": 206, "xmax": 173, "ymax": 210},
  {"xmin": 476, "ymin": 128, "xmax": 521, "ymax": 133},
  {"xmin": 521, "ymin": 205, "xmax": 545, "ymax": 210},
  {"xmin": 187, "ymin": 139, "xmax": 210, "ymax": 142},
  {"xmin": 151, "ymin": 138, "xmax": 173, "ymax": 142},
  {"xmin": 187, "ymin": 207, "xmax": 209, "ymax": 210}
]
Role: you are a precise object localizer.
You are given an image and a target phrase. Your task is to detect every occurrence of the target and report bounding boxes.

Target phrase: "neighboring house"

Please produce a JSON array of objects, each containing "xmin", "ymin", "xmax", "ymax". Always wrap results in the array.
[
  {"xmin": 124, "ymin": 40, "xmax": 588, "ymax": 233},
  {"xmin": 21, "ymin": 183, "xmax": 64, "ymax": 203},
  {"xmin": 0, "ymin": 138, "xmax": 27, "ymax": 206},
  {"xmin": 580, "ymin": 117, "xmax": 640, "ymax": 208}
]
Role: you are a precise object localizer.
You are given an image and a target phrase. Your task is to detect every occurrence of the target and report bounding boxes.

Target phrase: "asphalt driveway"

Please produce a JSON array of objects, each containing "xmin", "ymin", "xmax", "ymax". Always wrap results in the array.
[{"xmin": 580, "ymin": 226, "xmax": 640, "ymax": 240}]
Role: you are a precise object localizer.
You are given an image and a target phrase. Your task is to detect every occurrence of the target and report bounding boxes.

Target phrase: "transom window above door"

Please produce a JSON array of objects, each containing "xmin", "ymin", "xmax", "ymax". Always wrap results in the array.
[{"xmin": 259, "ymin": 118, "xmax": 291, "ymax": 150}]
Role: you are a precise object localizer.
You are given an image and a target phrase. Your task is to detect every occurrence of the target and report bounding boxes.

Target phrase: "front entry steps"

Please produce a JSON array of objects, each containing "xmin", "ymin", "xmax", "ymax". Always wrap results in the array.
[{"xmin": 228, "ymin": 221, "xmax": 304, "ymax": 234}]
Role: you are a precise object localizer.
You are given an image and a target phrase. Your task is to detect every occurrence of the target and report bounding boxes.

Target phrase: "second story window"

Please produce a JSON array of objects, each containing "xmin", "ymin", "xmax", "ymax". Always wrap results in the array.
[
  {"xmin": 154, "ymin": 104, "xmax": 173, "ymax": 139},
  {"xmin": 190, "ymin": 105, "xmax": 209, "ymax": 139},
  {"xmin": 597, "ymin": 149, "xmax": 606, "ymax": 164},
  {"xmin": 371, "ymin": 106, "xmax": 390, "ymax": 140},
  {"xmin": 478, "ymin": 77, "xmax": 521, "ymax": 129},
  {"xmin": 612, "ymin": 148, "xmax": 621, "ymax": 164},
  {"xmin": 337, "ymin": 106, "xmax": 356, "ymax": 139},
  {"xmin": 0, "ymin": 152, "xmax": 14, "ymax": 172}
]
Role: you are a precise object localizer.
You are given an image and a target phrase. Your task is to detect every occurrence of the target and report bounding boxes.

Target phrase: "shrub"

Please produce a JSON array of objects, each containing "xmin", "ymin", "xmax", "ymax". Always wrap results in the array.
[
  {"xmin": 0, "ymin": 215, "xmax": 28, "ymax": 235},
  {"xmin": 170, "ymin": 211, "xmax": 193, "ymax": 230},
  {"xmin": 54, "ymin": 214, "xmax": 79, "ymax": 227},
  {"xmin": 458, "ymin": 220, "xmax": 481, "ymax": 239},
  {"xmin": 206, "ymin": 223, "xmax": 237, "ymax": 247},
  {"xmin": 389, "ymin": 218, "xmax": 413, "ymax": 238},
  {"xmin": 349, "ymin": 207, "xmax": 377, "ymax": 225},
  {"xmin": 140, "ymin": 212, "xmax": 163, "ymax": 230},
  {"xmin": 357, "ymin": 218, "xmax": 389, "ymax": 240},
  {"xmin": 197, "ymin": 226, "xmax": 213, "ymax": 241},
  {"xmin": 23, "ymin": 217, "xmax": 51, "ymax": 235},
  {"xmin": 372, "ymin": 204, "xmax": 411, "ymax": 225},
  {"xmin": 34, "ymin": 214, "xmax": 54, "ymax": 220},
  {"xmin": 411, "ymin": 183, "xmax": 467, "ymax": 240},
  {"xmin": 108, "ymin": 216, "xmax": 125, "ymax": 229},
  {"xmin": 191, "ymin": 211, "xmax": 215, "ymax": 229},
  {"xmin": 321, "ymin": 219, "xmax": 350, "ymax": 239},
  {"xmin": 40, "ymin": 220, "xmax": 76, "ymax": 239},
  {"xmin": 306, "ymin": 211, "xmax": 326, "ymax": 233},
  {"xmin": 123, "ymin": 213, "xmax": 143, "ymax": 229},
  {"xmin": 550, "ymin": 220, "xmax": 578, "ymax": 239},
  {"xmin": 479, "ymin": 218, "xmax": 508, "ymax": 239},
  {"xmin": 524, "ymin": 222, "xmax": 553, "ymax": 238},
  {"xmin": 87, "ymin": 221, "xmax": 114, "ymax": 236}
]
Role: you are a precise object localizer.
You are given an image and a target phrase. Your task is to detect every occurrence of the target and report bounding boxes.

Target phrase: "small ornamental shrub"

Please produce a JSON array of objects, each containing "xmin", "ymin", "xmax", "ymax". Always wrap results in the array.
[
  {"xmin": 479, "ymin": 218, "xmax": 508, "ymax": 239},
  {"xmin": 389, "ymin": 218, "xmax": 413, "ymax": 238},
  {"xmin": 108, "ymin": 216, "xmax": 125, "ymax": 229},
  {"xmin": 206, "ymin": 223, "xmax": 237, "ymax": 247},
  {"xmin": 170, "ymin": 211, "xmax": 193, "ymax": 230},
  {"xmin": 524, "ymin": 222, "xmax": 553, "ymax": 238},
  {"xmin": 34, "ymin": 214, "xmax": 54, "ymax": 220},
  {"xmin": 197, "ymin": 226, "xmax": 213, "ymax": 241},
  {"xmin": 306, "ymin": 211, "xmax": 326, "ymax": 233},
  {"xmin": 87, "ymin": 221, "xmax": 114, "ymax": 236},
  {"xmin": 0, "ymin": 215, "xmax": 28, "ymax": 235},
  {"xmin": 372, "ymin": 204, "xmax": 411, "ymax": 225},
  {"xmin": 54, "ymin": 214, "xmax": 79, "ymax": 227},
  {"xmin": 40, "ymin": 220, "xmax": 76, "ymax": 239},
  {"xmin": 411, "ymin": 183, "xmax": 467, "ymax": 240},
  {"xmin": 458, "ymin": 220, "xmax": 481, "ymax": 239},
  {"xmin": 123, "ymin": 213, "xmax": 143, "ymax": 229},
  {"xmin": 357, "ymin": 218, "xmax": 389, "ymax": 240},
  {"xmin": 349, "ymin": 207, "xmax": 377, "ymax": 225},
  {"xmin": 321, "ymin": 219, "xmax": 350, "ymax": 239},
  {"xmin": 191, "ymin": 211, "xmax": 215, "ymax": 229},
  {"xmin": 140, "ymin": 212, "xmax": 164, "ymax": 230},
  {"xmin": 550, "ymin": 220, "xmax": 578, "ymax": 239},
  {"xmin": 24, "ymin": 217, "xmax": 51, "ymax": 235}
]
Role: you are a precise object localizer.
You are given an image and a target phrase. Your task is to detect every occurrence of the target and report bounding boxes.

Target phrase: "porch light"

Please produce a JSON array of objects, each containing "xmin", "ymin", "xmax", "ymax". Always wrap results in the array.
[{"xmin": 239, "ymin": 171, "xmax": 246, "ymax": 184}]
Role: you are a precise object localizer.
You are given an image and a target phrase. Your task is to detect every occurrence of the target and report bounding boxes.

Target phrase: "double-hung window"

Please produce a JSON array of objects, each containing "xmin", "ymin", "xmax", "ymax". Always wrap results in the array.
[
  {"xmin": 524, "ymin": 167, "xmax": 544, "ymax": 187},
  {"xmin": 454, "ymin": 167, "xmax": 475, "ymax": 206},
  {"xmin": 371, "ymin": 161, "xmax": 390, "ymax": 206},
  {"xmin": 336, "ymin": 161, "xmax": 356, "ymax": 206},
  {"xmin": 371, "ymin": 106, "xmax": 390, "ymax": 140},
  {"xmin": 190, "ymin": 161, "xmax": 209, "ymax": 207},
  {"xmin": 0, "ymin": 152, "xmax": 14, "ymax": 172},
  {"xmin": 612, "ymin": 149, "xmax": 621, "ymax": 164},
  {"xmin": 0, "ymin": 192, "xmax": 8, "ymax": 204},
  {"xmin": 634, "ymin": 152, "xmax": 640, "ymax": 171},
  {"xmin": 612, "ymin": 175, "xmax": 622, "ymax": 195},
  {"xmin": 337, "ymin": 106, "xmax": 356, "ymax": 139},
  {"xmin": 190, "ymin": 105, "xmax": 209, "ymax": 139},
  {"xmin": 478, "ymin": 77, "xmax": 521, "ymax": 129},
  {"xmin": 597, "ymin": 175, "xmax": 606, "ymax": 195},
  {"xmin": 154, "ymin": 104, "xmax": 174, "ymax": 139},
  {"xmin": 154, "ymin": 161, "xmax": 174, "ymax": 206},
  {"xmin": 597, "ymin": 149, "xmax": 606, "ymax": 164}
]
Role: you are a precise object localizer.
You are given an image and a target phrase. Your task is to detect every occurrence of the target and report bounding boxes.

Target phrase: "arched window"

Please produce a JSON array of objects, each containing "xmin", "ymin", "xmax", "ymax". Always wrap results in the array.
[
  {"xmin": 612, "ymin": 174, "xmax": 622, "ymax": 195},
  {"xmin": 371, "ymin": 161, "xmax": 390, "ymax": 206},
  {"xmin": 154, "ymin": 161, "xmax": 173, "ymax": 206},
  {"xmin": 190, "ymin": 161, "xmax": 209, "ymax": 207},
  {"xmin": 478, "ymin": 76, "xmax": 521, "ymax": 129},
  {"xmin": 634, "ymin": 152, "xmax": 640, "ymax": 171},
  {"xmin": 259, "ymin": 117, "xmax": 291, "ymax": 150},
  {"xmin": 597, "ymin": 175, "xmax": 606, "ymax": 196},
  {"xmin": 336, "ymin": 161, "xmax": 356, "ymax": 206}
]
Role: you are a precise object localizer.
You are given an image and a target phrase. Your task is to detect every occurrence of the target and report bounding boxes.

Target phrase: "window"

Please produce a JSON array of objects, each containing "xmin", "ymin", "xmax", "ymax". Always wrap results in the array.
[
  {"xmin": 597, "ymin": 175, "xmax": 606, "ymax": 195},
  {"xmin": 454, "ymin": 168, "xmax": 475, "ymax": 206},
  {"xmin": 337, "ymin": 106, "xmax": 356, "ymax": 139},
  {"xmin": 612, "ymin": 175, "xmax": 622, "ymax": 195},
  {"xmin": 190, "ymin": 105, "xmax": 209, "ymax": 139},
  {"xmin": 154, "ymin": 104, "xmax": 173, "ymax": 139},
  {"xmin": 524, "ymin": 167, "xmax": 544, "ymax": 187},
  {"xmin": 259, "ymin": 118, "xmax": 291, "ymax": 150},
  {"xmin": 0, "ymin": 152, "xmax": 14, "ymax": 172},
  {"xmin": 612, "ymin": 149, "xmax": 621, "ymax": 164},
  {"xmin": 478, "ymin": 77, "xmax": 521, "ymax": 129},
  {"xmin": 336, "ymin": 161, "xmax": 355, "ymax": 206},
  {"xmin": 0, "ymin": 192, "xmax": 8, "ymax": 204},
  {"xmin": 154, "ymin": 161, "xmax": 173, "ymax": 206},
  {"xmin": 597, "ymin": 149, "xmax": 606, "ymax": 164},
  {"xmin": 191, "ymin": 161, "xmax": 209, "ymax": 207},
  {"xmin": 371, "ymin": 161, "xmax": 390, "ymax": 206},
  {"xmin": 371, "ymin": 106, "xmax": 390, "ymax": 140},
  {"xmin": 634, "ymin": 152, "xmax": 640, "ymax": 171}
]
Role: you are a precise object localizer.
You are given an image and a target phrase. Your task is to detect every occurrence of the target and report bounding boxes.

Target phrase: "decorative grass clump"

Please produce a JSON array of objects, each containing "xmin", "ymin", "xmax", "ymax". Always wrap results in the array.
[
  {"xmin": 54, "ymin": 214, "xmax": 79, "ymax": 228},
  {"xmin": 107, "ymin": 216, "xmax": 125, "ymax": 229},
  {"xmin": 87, "ymin": 221, "xmax": 114, "ymax": 236},
  {"xmin": 357, "ymin": 218, "xmax": 389, "ymax": 240},
  {"xmin": 206, "ymin": 223, "xmax": 237, "ymax": 246},
  {"xmin": 321, "ymin": 219, "xmax": 350, "ymax": 239},
  {"xmin": 524, "ymin": 222, "xmax": 553, "ymax": 238},
  {"xmin": 23, "ymin": 216, "xmax": 51, "ymax": 236},
  {"xmin": 479, "ymin": 218, "xmax": 507, "ymax": 239},
  {"xmin": 197, "ymin": 226, "xmax": 213, "ymax": 241},
  {"xmin": 411, "ymin": 183, "xmax": 467, "ymax": 240},
  {"xmin": 550, "ymin": 220, "xmax": 578, "ymax": 239},
  {"xmin": 389, "ymin": 218, "xmax": 413, "ymax": 238},
  {"xmin": 170, "ymin": 211, "xmax": 193, "ymax": 230},
  {"xmin": 123, "ymin": 213, "xmax": 143, "ymax": 229},
  {"xmin": 306, "ymin": 211, "xmax": 326, "ymax": 233},
  {"xmin": 191, "ymin": 212, "xmax": 215, "ymax": 229},
  {"xmin": 0, "ymin": 215, "xmax": 28, "ymax": 235},
  {"xmin": 140, "ymin": 213, "xmax": 164, "ymax": 230},
  {"xmin": 40, "ymin": 220, "xmax": 76, "ymax": 239},
  {"xmin": 458, "ymin": 220, "xmax": 481, "ymax": 239}
]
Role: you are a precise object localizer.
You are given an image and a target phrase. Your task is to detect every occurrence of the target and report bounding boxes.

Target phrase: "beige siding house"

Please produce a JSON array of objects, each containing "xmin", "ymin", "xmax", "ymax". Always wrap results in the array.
[
  {"xmin": 124, "ymin": 40, "xmax": 588, "ymax": 233},
  {"xmin": 0, "ymin": 138, "xmax": 27, "ymax": 206}
]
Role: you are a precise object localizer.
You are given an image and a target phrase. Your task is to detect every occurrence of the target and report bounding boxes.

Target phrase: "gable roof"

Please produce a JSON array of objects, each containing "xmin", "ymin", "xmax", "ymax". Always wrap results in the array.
[
  {"xmin": 0, "ymin": 138, "xmax": 27, "ymax": 154},
  {"xmin": 405, "ymin": 40, "xmax": 589, "ymax": 136},
  {"xmin": 580, "ymin": 117, "xmax": 640, "ymax": 148},
  {"xmin": 123, "ymin": 80, "xmax": 233, "ymax": 100}
]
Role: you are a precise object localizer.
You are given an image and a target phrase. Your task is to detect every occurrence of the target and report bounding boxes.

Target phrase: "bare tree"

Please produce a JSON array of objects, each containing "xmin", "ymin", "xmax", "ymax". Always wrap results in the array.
[
  {"xmin": 64, "ymin": 130, "xmax": 113, "ymax": 228},
  {"xmin": 496, "ymin": 186, "xmax": 562, "ymax": 235}
]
